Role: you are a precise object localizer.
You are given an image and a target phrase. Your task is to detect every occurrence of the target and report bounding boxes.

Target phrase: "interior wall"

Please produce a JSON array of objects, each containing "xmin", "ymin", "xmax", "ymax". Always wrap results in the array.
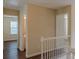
[
  {"xmin": 3, "ymin": 8, "xmax": 19, "ymax": 16},
  {"xmin": 3, "ymin": 16, "xmax": 18, "ymax": 41},
  {"xmin": 28, "ymin": 4, "xmax": 56, "ymax": 56}
]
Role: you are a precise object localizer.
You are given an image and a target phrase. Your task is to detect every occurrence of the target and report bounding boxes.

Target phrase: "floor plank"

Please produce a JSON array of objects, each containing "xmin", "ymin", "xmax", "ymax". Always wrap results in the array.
[
  {"xmin": 3, "ymin": 41, "xmax": 41, "ymax": 59},
  {"xmin": 3, "ymin": 41, "xmax": 74, "ymax": 59}
]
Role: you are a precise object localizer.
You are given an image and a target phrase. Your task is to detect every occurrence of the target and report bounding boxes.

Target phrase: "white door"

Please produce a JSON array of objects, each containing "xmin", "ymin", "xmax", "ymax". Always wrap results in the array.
[{"xmin": 56, "ymin": 13, "xmax": 68, "ymax": 49}]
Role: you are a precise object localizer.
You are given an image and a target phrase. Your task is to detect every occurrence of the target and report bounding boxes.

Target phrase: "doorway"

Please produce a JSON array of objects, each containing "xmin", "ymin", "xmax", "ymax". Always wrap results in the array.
[
  {"xmin": 3, "ymin": 15, "xmax": 18, "ymax": 48},
  {"xmin": 56, "ymin": 13, "xmax": 68, "ymax": 49}
]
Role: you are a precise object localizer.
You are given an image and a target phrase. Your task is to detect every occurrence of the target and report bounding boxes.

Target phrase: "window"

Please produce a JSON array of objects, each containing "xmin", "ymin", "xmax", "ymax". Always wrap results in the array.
[{"xmin": 10, "ymin": 21, "xmax": 18, "ymax": 34}]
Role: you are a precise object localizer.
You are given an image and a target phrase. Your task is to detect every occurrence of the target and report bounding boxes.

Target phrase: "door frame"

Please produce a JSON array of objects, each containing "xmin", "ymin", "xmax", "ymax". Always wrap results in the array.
[{"xmin": 3, "ymin": 8, "xmax": 20, "ymax": 48}]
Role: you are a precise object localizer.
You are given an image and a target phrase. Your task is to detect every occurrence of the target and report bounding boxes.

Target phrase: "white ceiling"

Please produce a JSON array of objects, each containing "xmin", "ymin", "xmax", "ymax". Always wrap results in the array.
[
  {"xmin": 3, "ymin": 0, "xmax": 72, "ymax": 10},
  {"xmin": 29, "ymin": 0, "xmax": 72, "ymax": 9},
  {"xmin": 3, "ymin": 0, "xmax": 26, "ymax": 10}
]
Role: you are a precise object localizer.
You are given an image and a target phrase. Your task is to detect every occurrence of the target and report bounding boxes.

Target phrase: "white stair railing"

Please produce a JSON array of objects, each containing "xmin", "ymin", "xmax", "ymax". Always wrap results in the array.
[{"xmin": 41, "ymin": 35, "xmax": 74, "ymax": 59}]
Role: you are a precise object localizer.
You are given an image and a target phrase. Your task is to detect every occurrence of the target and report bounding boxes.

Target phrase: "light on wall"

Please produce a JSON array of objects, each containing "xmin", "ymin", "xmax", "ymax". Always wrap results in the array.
[{"xmin": 24, "ymin": 15, "xmax": 26, "ymax": 20}]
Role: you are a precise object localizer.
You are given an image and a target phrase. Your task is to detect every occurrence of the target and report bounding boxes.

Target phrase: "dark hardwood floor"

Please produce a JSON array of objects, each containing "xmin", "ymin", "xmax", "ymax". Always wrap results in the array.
[
  {"xmin": 3, "ymin": 41, "xmax": 41, "ymax": 59},
  {"xmin": 3, "ymin": 41, "xmax": 73, "ymax": 59}
]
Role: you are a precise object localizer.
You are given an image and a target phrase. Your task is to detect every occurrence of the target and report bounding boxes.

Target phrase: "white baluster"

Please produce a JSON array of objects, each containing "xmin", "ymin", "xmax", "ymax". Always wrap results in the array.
[{"xmin": 41, "ymin": 37, "xmax": 44, "ymax": 59}]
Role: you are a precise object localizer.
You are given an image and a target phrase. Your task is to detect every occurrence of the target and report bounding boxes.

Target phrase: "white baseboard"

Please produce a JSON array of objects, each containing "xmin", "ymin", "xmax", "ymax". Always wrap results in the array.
[
  {"xmin": 26, "ymin": 48, "xmax": 65, "ymax": 58},
  {"xmin": 26, "ymin": 52, "xmax": 41, "ymax": 58},
  {"xmin": 18, "ymin": 47, "xmax": 24, "ymax": 51}
]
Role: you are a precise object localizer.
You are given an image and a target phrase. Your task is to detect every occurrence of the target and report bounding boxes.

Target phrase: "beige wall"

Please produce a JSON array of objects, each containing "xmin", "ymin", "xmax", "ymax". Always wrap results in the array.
[
  {"xmin": 28, "ymin": 4, "xmax": 56, "ymax": 56},
  {"xmin": 3, "ymin": 16, "xmax": 18, "ymax": 41},
  {"xmin": 3, "ymin": 8, "xmax": 19, "ymax": 16},
  {"xmin": 27, "ymin": 5, "xmax": 72, "ymax": 57}
]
